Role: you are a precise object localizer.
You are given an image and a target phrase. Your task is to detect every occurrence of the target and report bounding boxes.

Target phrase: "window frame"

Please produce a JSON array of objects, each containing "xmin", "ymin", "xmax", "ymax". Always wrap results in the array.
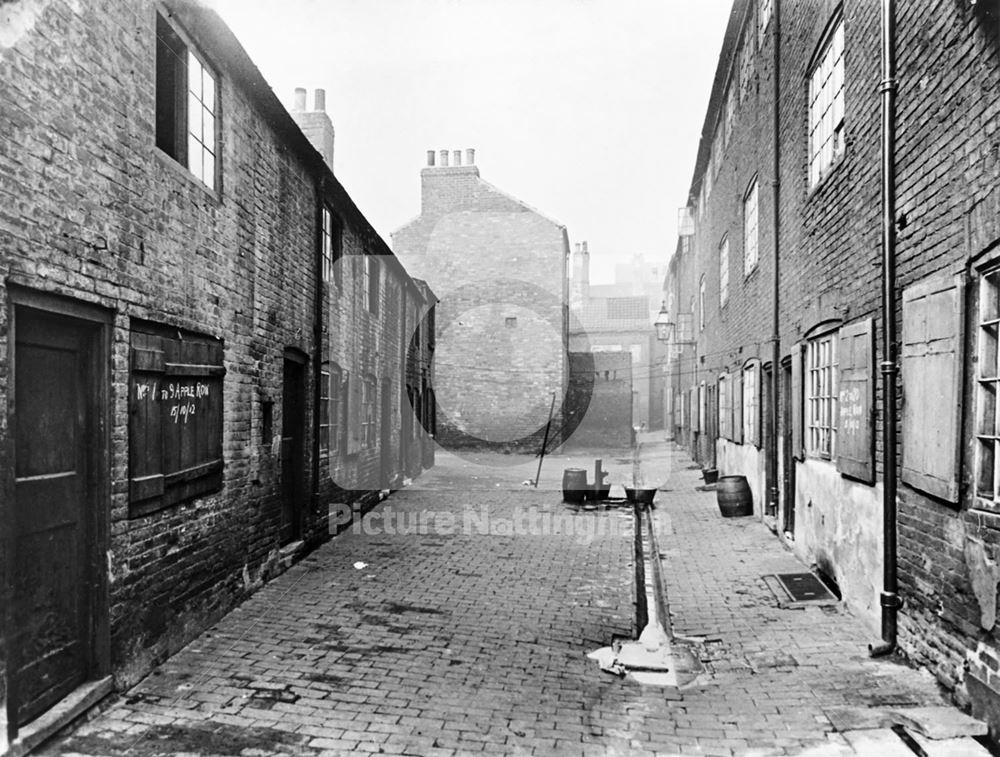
[
  {"xmin": 720, "ymin": 235, "xmax": 730, "ymax": 307},
  {"xmin": 805, "ymin": 328, "xmax": 839, "ymax": 460},
  {"xmin": 155, "ymin": 11, "xmax": 219, "ymax": 192},
  {"xmin": 699, "ymin": 276, "xmax": 707, "ymax": 331},
  {"xmin": 321, "ymin": 206, "xmax": 343, "ymax": 287},
  {"xmin": 976, "ymin": 268, "xmax": 1000, "ymax": 503},
  {"xmin": 758, "ymin": 0, "xmax": 773, "ymax": 47},
  {"xmin": 363, "ymin": 255, "xmax": 380, "ymax": 316},
  {"xmin": 807, "ymin": 14, "xmax": 846, "ymax": 189},
  {"xmin": 319, "ymin": 363, "xmax": 331, "ymax": 455},
  {"xmin": 744, "ymin": 177, "xmax": 759, "ymax": 276}
]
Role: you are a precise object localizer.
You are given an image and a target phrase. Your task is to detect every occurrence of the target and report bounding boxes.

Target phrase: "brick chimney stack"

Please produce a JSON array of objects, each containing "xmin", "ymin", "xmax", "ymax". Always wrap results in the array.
[
  {"xmin": 420, "ymin": 148, "xmax": 481, "ymax": 214},
  {"xmin": 291, "ymin": 87, "xmax": 335, "ymax": 170},
  {"xmin": 570, "ymin": 241, "xmax": 590, "ymax": 310}
]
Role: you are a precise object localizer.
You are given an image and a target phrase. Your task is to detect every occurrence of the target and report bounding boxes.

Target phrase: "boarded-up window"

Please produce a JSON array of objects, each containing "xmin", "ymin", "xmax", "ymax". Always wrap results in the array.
[
  {"xmin": 732, "ymin": 370, "xmax": 744, "ymax": 443},
  {"xmin": 837, "ymin": 318, "xmax": 875, "ymax": 483},
  {"xmin": 699, "ymin": 382, "xmax": 707, "ymax": 432},
  {"xmin": 743, "ymin": 361, "xmax": 760, "ymax": 446},
  {"xmin": 346, "ymin": 371, "xmax": 362, "ymax": 455},
  {"xmin": 902, "ymin": 273, "xmax": 964, "ymax": 502},
  {"xmin": 719, "ymin": 373, "xmax": 733, "ymax": 439},
  {"xmin": 129, "ymin": 325, "xmax": 224, "ymax": 516},
  {"xmin": 362, "ymin": 375, "xmax": 377, "ymax": 448}
]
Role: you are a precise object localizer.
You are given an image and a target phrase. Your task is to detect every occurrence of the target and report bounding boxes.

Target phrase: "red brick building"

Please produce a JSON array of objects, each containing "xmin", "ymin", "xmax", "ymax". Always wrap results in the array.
[
  {"xmin": 668, "ymin": 0, "xmax": 1000, "ymax": 733},
  {"xmin": 0, "ymin": 1, "xmax": 433, "ymax": 748},
  {"xmin": 392, "ymin": 150, "xmax": 569, "ymax": 450}
]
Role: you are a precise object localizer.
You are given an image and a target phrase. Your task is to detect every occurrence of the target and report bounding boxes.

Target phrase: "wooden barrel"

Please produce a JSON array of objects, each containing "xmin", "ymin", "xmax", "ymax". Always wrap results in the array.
[
  {"xmin": 716, "ymin": 475, "xmax": 753, "ymax": 517},
  {"xmin": 562, "ymin": 468, "xmax": 588, "ymax": 503}
]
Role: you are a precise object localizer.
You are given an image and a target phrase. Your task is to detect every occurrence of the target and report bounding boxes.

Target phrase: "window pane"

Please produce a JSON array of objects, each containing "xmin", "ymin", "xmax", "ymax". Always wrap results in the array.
[
  {"xmin": 188, "ymin": 92, "xmax": 201, "ymax": 141},
  {"xmin": 188, "ymin": 134, "xmax": 202, "ymax": 181},
  {"xmin": 187, "ymin": 51, "xmax": 202, "ymax": 96},
  {"xmin": 204, "ymin": 111, "xmax": 215, "ymax": 154},
  {"xmin": 203, "ymin": 69, "xmax": 215, "ymax": 111}
]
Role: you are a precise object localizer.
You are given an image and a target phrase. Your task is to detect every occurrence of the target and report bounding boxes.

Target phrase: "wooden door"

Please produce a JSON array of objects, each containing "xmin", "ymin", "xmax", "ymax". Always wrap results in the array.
[
  {"xmin": 782, "ymin": 358, "xmax": 796, "ymax": 535},
  {"xmin": 12, "ymin": 309, "xmax": 97, "ymax": 725},
  {"xmin": 380, "ymin": 378, "xmax": 393, "ymax": 487},
  {"xmin": 763, "ymin": 364, "xmax": 774, "ymax": 516},
  {"xmin": 281, "ymin": 357, "xmax": 306, "ymax": 544}
]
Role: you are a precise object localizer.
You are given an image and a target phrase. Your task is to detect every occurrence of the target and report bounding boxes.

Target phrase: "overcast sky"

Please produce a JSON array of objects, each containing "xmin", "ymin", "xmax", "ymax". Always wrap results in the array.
[{"xmin": 210, "ymin": 0, "xmax": 732, "ymax": 283}]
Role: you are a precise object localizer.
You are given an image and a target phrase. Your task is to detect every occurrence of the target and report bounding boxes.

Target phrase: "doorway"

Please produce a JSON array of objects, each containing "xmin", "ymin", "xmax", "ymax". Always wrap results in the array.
[
  {"xmin": 380, "ymin": 377, "xmax": 393, "ymax": 488},
  {"xmin": 10, "ymin": 304, "xmax": 107, "ymax": 726},
  {"xmin": 281, "ymin": 354, "xmax": 306, "ymax": 544},
  {"xmin": 763, "ymin": 363, "xmax": 775, "ymax": 517},
  {"xmin": 781, "ymin": 356, "xmax": 796, "ymax": 536}
]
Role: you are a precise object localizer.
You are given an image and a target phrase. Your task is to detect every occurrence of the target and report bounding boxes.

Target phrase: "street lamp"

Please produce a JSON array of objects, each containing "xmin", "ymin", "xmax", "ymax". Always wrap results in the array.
[{"xmin": 654, "ymin": 301, "xmax": 673, "ymax": 343}]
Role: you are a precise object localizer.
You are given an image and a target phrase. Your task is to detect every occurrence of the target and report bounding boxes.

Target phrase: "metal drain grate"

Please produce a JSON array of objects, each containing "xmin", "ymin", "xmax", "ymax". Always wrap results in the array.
[{"xmin": 776, "ymin": 572, "xmax": 836, "ymax": 602}]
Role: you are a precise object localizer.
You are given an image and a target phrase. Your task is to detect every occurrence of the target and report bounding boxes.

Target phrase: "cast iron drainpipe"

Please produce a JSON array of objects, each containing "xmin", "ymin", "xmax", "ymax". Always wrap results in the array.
[
  {"xmin": 768, "ymin": 0, "xmax": 781, "ymax": 519},
  {"xmin": 870, "ymin": 0, "xmax": 902, "ymax": 658}
]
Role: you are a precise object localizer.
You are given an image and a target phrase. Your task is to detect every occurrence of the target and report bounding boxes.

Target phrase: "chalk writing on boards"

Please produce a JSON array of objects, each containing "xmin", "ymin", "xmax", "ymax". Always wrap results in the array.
[
  {"xmin": 839, "ymin": 386, "xmax": 864, "ymax": 434},
  {"xmin": 134, "ymin": 380, "xmax": 212, "ymax": 424}
]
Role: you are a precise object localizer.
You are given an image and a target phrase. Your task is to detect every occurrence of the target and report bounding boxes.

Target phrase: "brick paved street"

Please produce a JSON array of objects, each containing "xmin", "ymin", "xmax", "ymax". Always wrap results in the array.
[{"xmin": 40, "ymin": 438, "xmax": 980, "ymax": 756}]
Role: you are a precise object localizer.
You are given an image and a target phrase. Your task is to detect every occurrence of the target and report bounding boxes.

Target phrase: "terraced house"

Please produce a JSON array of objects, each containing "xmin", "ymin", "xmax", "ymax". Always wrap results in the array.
[
  {"xmin": 0, "ymin": 0, "xmax": 434, "ymax": 750},
  {"xmin": 666, "ymin": 0, "xmax": 1000, "ymax": 733}
]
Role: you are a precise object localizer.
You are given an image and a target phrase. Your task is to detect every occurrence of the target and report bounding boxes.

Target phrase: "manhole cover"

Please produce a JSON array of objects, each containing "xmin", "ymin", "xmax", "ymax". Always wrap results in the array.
[{"xmin": 763, "ymin": 572, "xmax": 839, "ymax": 607}]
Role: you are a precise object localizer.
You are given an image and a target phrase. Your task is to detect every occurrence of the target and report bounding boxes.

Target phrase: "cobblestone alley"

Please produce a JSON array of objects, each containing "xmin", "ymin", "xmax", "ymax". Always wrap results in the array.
[{"xmin": 40, "ymin": 438, "xmax": 987, "ymax": 756}]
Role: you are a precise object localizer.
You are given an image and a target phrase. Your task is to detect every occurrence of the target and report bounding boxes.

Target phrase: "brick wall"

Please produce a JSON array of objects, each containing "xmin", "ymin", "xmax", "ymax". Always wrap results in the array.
[
  {"xmin": 393, "ymin": 159, "xmax": 568, "ymax": 450},
  {"xmin": 672, "ymin": 0, "xmax": 1000, "ymax": 729},
  {"xmin": 0, "ymin": 0, "xmax": 433, "ymax": 737}
]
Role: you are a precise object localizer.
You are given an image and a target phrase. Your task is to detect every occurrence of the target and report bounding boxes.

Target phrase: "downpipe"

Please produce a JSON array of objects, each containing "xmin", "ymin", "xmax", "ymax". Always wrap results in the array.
[
  {"xmin": 767, "ymin": 0, "xmax": 782, "ymax": 518},
  {"xmin": 871, "ymin": 0, "xmax": 901, "ymax": 658}
]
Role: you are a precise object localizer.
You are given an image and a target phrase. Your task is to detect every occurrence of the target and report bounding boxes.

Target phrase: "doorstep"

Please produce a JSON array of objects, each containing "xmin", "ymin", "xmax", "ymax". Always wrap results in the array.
[{"xmin": 3, "ymin": 676, "xmax": 113, "ymax": 757}]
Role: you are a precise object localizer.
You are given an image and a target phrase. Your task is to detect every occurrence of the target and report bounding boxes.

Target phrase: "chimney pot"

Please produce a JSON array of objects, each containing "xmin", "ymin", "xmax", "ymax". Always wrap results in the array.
[
  {"xmin": 427, "ymin": 150, "xmax": 436, "ymax": 166},
  {"xmin": 293, "ymin": 87, "xmax": 307, "ymax": 111},
  {"xmin": 453, "ymin": 150, "xmax": 462, "ymax": 166},
  {"xmin": 314, "ymin": 88, "xmax": 326, "ymax": 112},
  {"xmin": 439, "ymin": 150, "xmax": 449, "ymax": 167},
  {"xmin": 466, "ymin": 148, "xmax": 475, "ymax": 165},
  {"xmin": 582, "ymin": 241, "xmax": 589, "ymax": 254}
]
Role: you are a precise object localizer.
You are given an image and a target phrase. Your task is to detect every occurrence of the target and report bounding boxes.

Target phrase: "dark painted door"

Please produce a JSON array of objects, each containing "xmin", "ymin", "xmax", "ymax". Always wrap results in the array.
[
  {"xmin": 13, "ymin": 310, "xmax": 96, "ymax": 725},
  {"xmin": 281, "ymin": 357, "xmax": 305, "ymax": 544},
  {"xmin": 782, "ymin": 359, "xmax": 796, "ymax": 535},
  {"xmin": 380, "ymin": 378, "xmax": 393, "ymax": 487},
  {"xmin": 763, "ymin": 365, "xmax": 774, "ymax": 516}
]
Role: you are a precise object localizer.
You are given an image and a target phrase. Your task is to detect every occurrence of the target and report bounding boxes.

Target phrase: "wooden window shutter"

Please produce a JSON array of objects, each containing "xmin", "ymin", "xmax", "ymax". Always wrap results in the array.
[
  {"xmin": 901, "ymin": 273, "xmax": 965, "ymax": 502},
  {"xmin": 836, "ymin": 317, "xmax": 876, "ymax": 483},
  {"xmin": 699, "ymin": 382, "xmax": 707, "ymax": 432},
  {"xmin": 733, "ymin": 370, "xmax": 744, "ymax": 443},
  {"xmin": 130, "ymin": 332, "xmax": 166, "ymax": 504},
  {"xmin": 747, "ymin": 362, "xmax": 761, "ymax": 447},
  {"xmin": 719, "ymin": 374, "xmax": 731, "ymax": 439},
  {"xmin": 346, "ymin": 370, "xmax": 363, "ymax": 454},
  {"xmin": 129, "ymin": 327, "xmax": 224, "ymax": 515},
  {"xmin": 791, "ymin": 343, "xmax": 804, "ymax": 459},
  {"xmin": 691, "ymin": 387, "xmax": 700, "ymax": 433}
]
